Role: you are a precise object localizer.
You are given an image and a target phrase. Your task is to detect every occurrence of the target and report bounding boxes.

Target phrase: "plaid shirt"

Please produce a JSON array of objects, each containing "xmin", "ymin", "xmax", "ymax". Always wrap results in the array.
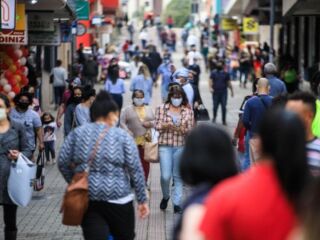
[{"xmin": 155, "ymin": 104, "xmax": 194, "ymax": 147}]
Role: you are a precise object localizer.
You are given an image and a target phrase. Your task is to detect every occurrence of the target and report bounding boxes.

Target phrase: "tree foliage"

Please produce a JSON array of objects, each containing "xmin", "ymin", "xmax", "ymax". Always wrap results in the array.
[{"xmin": 163, "ymin": 0, "xmax": 191, "ymax": 27}]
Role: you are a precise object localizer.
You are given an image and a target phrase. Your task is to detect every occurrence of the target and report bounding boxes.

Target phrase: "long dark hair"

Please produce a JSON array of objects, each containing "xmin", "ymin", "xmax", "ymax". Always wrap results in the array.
[
  {"xmin": 109, "ymin": 66, "xmax": 119, "ymax": 85},
  {"xmin": 90, "ymin": 90, "xmax": 119, "ymax": 122},
  {"xmin": 258, "ymin": 109, "xmax": 310, "ymax": 211},
  {"xmin": 180, "ymin": 124, "xmax": 238, "ymax": 186},
  {"xmin": 165, "ymin": 84, "xmax": 189, "ymax": 106},
  {"xmin": 0, "ymin": 93, "xmax": 10, "ymax": 109}
]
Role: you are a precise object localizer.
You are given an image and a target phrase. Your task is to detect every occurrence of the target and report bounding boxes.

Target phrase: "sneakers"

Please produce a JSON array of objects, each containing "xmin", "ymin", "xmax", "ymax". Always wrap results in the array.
[
  {"xmin": 174, "ymin": 205, "xmax": 182, "ymax": 214},
  {"xmin": 160, "ymin": 198, "xmax": 170, "ymax": 210}
]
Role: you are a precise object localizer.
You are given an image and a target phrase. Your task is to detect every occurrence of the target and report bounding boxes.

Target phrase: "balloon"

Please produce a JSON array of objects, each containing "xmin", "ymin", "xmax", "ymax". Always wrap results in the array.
[
  {"xmin": 19, "ymin": 57, "xmax": 27, "ymax": 66},
  {"xmin": 8, "ymin": 77, "xmax": 17, "ymax": 86},
  {"xmin": 0, "ymin": 63, "xmax": 9, "ymax": 70},
  {"xmin": 14, "ymin": 49, "xmax": 23, "ymax": 58},
  {"xmin": 21, "ymin": 75, "xmax": 28, "ymax": 85},
  {"xmin": 4, "ymin": 58, "xmax": 13, "ymax": 66},
  {"xmin": 0, "ymin": 78, "xmax": 8, "ymax": 86},
  {"xmin": 20, "ymin": 66, "xmax": 26, "ymax": 73},
  {"xmin": 22, "ymin": 48, "xmax": 29, "ymax": 57},
  {"xmin": 4, "ymin": 71, "xmax": 13, "ymax": 80},
  {"xmin": 0, "ymin": 86, "xmax": 3, "ymax": 92},
  {"xmin": 13, "ymin": 45, "xmax": 20, "ymax": 50},
  {"xmin": 9, "ymin": 64, "xmax": 17, "ymax": 73},
  {"xmin": 12, "ymin": 85, "xmax": 20, "ymax": 94},
  {"xmin": 13, "ymin": 75, "xmax": 21, "ymax": 82},
  {"xmin": 23, "ymin": 67, "xmax": 29, "ymax": 76},
  {"xmin": 3, "ymin": 84, "xmax": 12, "ymax": 93},
  {"xmin": 8, "ymin": 91, "xmax": 16, "ymax": 99}
]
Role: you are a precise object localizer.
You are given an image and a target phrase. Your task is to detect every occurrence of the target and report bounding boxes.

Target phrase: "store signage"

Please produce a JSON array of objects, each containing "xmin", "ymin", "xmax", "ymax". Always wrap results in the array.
[
  {"xmin": 28, "ymin": 12, "xmax": 54, "ymax": 32},
  {"xmin": 243, "ymin": 17, "xmax": 259, "ymax": 34},
  {"xmin": 75, "ymin": 0, "xmax": 89, "ymax": 20},
  {"xmin": 221, "ymin": 18, "xmax": 238, "ymax": 31},
  {"xmin": 76, "ymin": 23, "xmax": 86, "ymax": 36},
  {"xmin": 0, "ymin": 4, "xmax": 27, "ymax": 45},
  {"xmin": 29, "ymin": 23, "xmax": 61, "ymax": 46},
  {"xmin": 1, "ymin": 0, "xmax": 16, "ymax": 30}
]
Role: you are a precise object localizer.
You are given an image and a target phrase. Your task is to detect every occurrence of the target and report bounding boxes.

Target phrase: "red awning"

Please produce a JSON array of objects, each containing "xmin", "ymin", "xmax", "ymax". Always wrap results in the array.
[{"xmin": 101, "ymin": 0, "xmax": 118, "ymax": 9}]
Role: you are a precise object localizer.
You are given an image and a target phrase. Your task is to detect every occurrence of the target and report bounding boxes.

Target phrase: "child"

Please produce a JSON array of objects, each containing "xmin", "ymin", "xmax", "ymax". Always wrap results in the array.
[{"xmin": 41, "ymin": 112, "xmax": 57, "ymax": 164}]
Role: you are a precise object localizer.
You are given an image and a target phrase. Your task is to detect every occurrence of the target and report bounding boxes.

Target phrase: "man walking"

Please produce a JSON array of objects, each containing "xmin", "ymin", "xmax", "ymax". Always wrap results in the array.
[
  {"xmin": 286, "ymin": 92, "xmax": 320, "ymax": 177},
  {"xmin": 51, "ymin": 60, "xmax": 67, "ymax": 109},
  {"xmin": 210, "ymin": 61, "xmax": 234, "ymax": 125},
  {"xmin": 82, "ymin": 55, "xmax": 98, "ymax": 87},
  {"xmin": 264, "ymin": 63, "xmax": 287, "ymax": 97},
  {"xmin": 243, "ymin": 78, "xmax": 273, "ymax": 163}
]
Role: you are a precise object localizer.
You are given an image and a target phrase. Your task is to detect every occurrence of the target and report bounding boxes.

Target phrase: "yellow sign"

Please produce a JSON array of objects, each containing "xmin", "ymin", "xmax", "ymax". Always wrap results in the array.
[
  {"xmin": 221, "ymin": 18, "xmax": 238, "ymax": 31},
  {"xmin": 243, "ymin": 17, "xmax": 259, "ymax": 34}
]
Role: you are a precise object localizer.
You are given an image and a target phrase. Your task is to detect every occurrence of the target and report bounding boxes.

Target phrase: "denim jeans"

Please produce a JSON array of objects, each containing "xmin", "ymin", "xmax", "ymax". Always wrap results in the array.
[
  {"xmin": 161, "ymin": 84, "xmax": 169, "ymax": 102},
  {"xmin": 212, "ymin": 90, "xmax": 228, "ymax": 123},
  {"xmin": 159, "ymin": 146, "xmax": 184, "ymax": 206}
]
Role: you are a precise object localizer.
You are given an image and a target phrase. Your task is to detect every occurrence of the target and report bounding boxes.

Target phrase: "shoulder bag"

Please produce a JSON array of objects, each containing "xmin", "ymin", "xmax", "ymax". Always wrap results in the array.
[
  {"xmin": 60, "ymin": 127, "xmax": 108, "ymax": 226},
  {"xmin": 34, "ymin": 151, "xmax": 45, "ymax": 191},
  {"xmin": 144, "ymin": 129, "xmax": 159, "ymax": 163}
]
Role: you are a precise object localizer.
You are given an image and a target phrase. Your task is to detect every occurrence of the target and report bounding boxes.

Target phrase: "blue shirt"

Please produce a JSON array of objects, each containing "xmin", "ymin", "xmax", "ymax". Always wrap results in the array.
[
  {"xmin": 75, "ymin": 104, "xmax": 91, "ymax": 126},
  {"xmin": 9, "ymin": 108, "xmax": 42, "ymax": 150},
  {"xmin": 210, "ymin": 70, "xmax": 230, "ymax": 92},
  {"xmin": 157, "ymin": 63, "xmax": 172, "ymax": 87},
  {"xmin": 267, "ymin": 75, "xmax": 287, "ymax": 97},
  {"xmin": 242, "ymin": 94, "xmax": 273, "ymax": 138},
  {"xmin": 105, "ymin": 78, "xmax": 125, "ymax": 94},
  {"xmin": 130, "ymin": 74, "xmax": 153, "ymax": 104}
]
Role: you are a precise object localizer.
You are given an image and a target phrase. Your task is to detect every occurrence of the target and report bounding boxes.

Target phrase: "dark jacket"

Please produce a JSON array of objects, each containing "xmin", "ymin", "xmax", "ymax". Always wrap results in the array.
[{"xmin": 0, "ymin": 122, "xmax": 32, "ymax": 204}]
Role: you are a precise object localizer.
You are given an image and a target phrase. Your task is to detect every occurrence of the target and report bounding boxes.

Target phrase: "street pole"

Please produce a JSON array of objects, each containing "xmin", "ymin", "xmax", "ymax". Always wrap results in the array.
[{"xmin": 269, "ymin": 0, "xmax": 275, "ymax": 62}]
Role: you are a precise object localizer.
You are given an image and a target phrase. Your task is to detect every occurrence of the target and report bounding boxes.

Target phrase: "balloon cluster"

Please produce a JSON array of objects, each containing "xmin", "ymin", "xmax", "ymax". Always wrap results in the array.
[{"xmin": 0, "ymin": 45, "xmax": 29, "ymax": 99}]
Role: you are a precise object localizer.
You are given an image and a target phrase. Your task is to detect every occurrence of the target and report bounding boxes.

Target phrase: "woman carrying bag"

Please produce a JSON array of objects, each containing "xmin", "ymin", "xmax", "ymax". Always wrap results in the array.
[
  {"xmin": 120, "ymin": 90, "xmax": 155, "ymax": 183},
  {"xmin": 0, "ymin": 94, "xmax": 32, "ymax": 240},
  {"xmin": 155, "ymin": 85, "xmax": 194, "ymax": 214},
  {"xmin": 58, "ymin": 91, "xmax": 149, "ymax": 240}
]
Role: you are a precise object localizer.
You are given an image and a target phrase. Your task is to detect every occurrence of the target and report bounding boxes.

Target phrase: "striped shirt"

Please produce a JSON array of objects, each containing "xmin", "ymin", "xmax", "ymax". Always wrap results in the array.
[
  {"xmin": 155, "ymin": 104, "xmax": 194, "ymax": 147},
  {"xmin": 306, "ymin": 137, "xmax": 320, "ymax": 177}
]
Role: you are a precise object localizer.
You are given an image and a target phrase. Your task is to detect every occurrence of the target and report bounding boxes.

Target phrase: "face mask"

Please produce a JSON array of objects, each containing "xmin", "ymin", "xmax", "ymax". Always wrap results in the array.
[
  {"xmin": 18, "ymin": 101, "xmax": 29, "ymax": 111},
  {"xmin": 171, "ymin": 98, "xmax": 183, "ymax": 107},
  {"xmin": 73, "ymin": 96, "xmax": 82, "ymax": 104},
  {"xmin": 133, "ymin": 98, "xmax": 145, "ymax": 106},
  {"xmin": 0, "ymin": 108, "xmax": 7, "ymax": 120}
]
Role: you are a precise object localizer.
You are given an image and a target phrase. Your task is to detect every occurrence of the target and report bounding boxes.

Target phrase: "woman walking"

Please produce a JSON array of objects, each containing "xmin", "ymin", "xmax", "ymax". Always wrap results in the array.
[
  {"xmin": 130, "ymin": 65, "xmax": 153, "ymax": 105},
  {"xmin": 155, "ymin": 85, "xmax": 194, "ymax": 214},
  {"xmin": 0, "ymin": 94, "xmax": 32, "ymax": 240},
  {"xmin": 200, "ymin": 109, "xmax": 310, "ymax": 240},
  {"xmin": 58, "ymin": 91, "xmax": 149, "ymax": 240},
  {"xmin": 104, "ymin": 66, "xmax": 125, "ymax": 111},
  {"xmin": 75, "ymin": 86, "xmax": 96, "ymax": 126},
  {"xmin": 120, "ymin": 90, "xmax": 155, "ymax": 183}
]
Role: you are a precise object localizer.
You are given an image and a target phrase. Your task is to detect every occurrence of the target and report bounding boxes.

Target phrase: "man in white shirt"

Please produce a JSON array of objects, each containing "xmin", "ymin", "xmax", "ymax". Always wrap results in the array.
[
  {"xmin": 187, "ymin": 45, "xmax": 202, "ymax": 66},
  {"xmin": 51, "ymin": 60, "xmax": 67, "ymax": 109}
]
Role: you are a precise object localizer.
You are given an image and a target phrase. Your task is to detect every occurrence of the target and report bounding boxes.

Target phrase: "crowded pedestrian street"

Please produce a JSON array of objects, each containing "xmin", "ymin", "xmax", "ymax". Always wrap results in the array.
[{"xmin": 1, "ymin": 0, "xmax": 320, "ymax": 240}]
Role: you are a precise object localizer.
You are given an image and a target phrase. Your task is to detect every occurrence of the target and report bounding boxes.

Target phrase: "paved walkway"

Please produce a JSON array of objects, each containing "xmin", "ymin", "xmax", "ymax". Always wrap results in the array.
[{"xmin": 0, "ymin": 27, "xmax": 251, "ymax": 240}]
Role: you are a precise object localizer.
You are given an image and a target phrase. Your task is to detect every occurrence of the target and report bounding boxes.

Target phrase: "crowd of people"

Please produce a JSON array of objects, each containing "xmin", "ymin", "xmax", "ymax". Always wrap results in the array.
[{"xmin": 2, "ymin": 17, "xmax": 320, "ymax": 240}]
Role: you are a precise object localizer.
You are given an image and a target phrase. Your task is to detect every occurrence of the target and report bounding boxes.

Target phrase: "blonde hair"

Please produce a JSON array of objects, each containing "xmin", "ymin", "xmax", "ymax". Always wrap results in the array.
[{"xmin": 138, "ymin": 64, "xmax": 151, "ymax": 79}]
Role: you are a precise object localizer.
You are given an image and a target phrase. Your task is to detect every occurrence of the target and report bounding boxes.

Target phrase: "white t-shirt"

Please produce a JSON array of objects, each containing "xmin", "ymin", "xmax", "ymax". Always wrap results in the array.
[
  {"xmin": 187, "ymin": 35, "xmax": 198, "ymax": 47},
  {"xmin": 51, "ymin": 66, "xmax": 67, "ymax": 87},
  {"xmin": 187, "ymin": 51, "xmax": 202, "ymax": 66},
  {"xmin": 43, "ymin": 122, "xmax": 57, "ymax": 142},
  {"xmin": 183, "ymin": 83, "xmax": 194, "ymax": 107}
]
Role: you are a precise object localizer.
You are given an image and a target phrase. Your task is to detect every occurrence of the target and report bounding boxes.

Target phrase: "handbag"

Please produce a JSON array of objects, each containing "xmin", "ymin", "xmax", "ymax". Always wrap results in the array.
[
  {"xmin": 144, "ymin": 129, "xmax": 159, "ymax": 163},
  {"xmin": 60, "ymin": 127, "xmax": 109, "ymax": 226},
  {"xmin": 34, "ymin": 151, "xmax": 45, "ymax": 191},
  {"xmin": 194, "ymin": 105, "xmax": 210, "ymax": 121},
  {"xmin": 8, "ymin": 153, "xmax": 37, "ymax": 207}
]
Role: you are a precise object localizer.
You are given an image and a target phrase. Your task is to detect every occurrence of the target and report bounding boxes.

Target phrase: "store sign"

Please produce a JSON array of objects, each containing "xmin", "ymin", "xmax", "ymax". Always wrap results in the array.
[
  {"xmin": 28, "ymin": 12, "xmax": 54, "ymax": 32},
  {"xmin": 61, "ymin": 22, "xmax": 72, "ymax": 42},
  {"xmin": 243, "ymin": 17, "xmax": 259, "ymax": 34},
  {"xmin": 0, "ymin": 4, "xmax": 27, "ymax": 45},
  {"xmin": 1, "ymin": 0, "xmax": 16, "ymax": 30},
  {"xmin": 29, "ymin": 23, "xmax": 61, "ymax": 46},
  {"xmin": 75, "ymin": 0, "xmax": 89, "ymax": 20},
  {"xmin": 221, "ymin": 18, "xmax": 238, "ymax": 31}
]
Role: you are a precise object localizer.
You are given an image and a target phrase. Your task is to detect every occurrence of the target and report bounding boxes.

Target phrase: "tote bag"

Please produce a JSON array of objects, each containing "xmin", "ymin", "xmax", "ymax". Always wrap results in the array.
[
  {"xmin": 144, "ymin": 129, "xmax": 159, "ymax": 163},
  {"xmin": 8, "ymin": 153, "xmax": 37, "ymax": 207}
]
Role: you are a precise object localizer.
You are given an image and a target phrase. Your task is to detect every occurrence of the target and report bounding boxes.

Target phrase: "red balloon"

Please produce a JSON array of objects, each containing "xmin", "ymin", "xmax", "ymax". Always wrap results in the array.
[
  {"xmin": 4, "ymin": 71, "xmax": 13, "ymax": 80},
  {"xmin": 0, "ymin": 86, "xmax": 3, "ymax": 92},
  {"xmin": 22, "ymin": 48, "xmax": 29, "ymax": 57},
  {"xmin": 12, "ymin": 85, "xmax": 21, "ymax": 94},
  {"xmin": 20, "ymin": 66, "xmax": 26, "ymax": 73},
  {"xmin": 0, "ymin": 63, "xmax": 9, "ymax": 70},
  {"xmin": 8, "ymin": 77, "xmax": 17, "ymax": 86},
  {"xmin": 21, "ymin": 75, "xmax": 28, "ymax": 85}
]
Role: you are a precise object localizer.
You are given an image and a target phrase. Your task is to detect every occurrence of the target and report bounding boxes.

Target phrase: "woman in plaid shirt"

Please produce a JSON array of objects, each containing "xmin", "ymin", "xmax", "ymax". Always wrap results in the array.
[{"xmin": 155, "ymin": 85, "xmax": 194, "ymax": 214}]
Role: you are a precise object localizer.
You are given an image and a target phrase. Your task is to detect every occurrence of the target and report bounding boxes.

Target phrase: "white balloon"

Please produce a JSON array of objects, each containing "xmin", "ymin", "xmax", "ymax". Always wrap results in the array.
[
  {"xmin": 24, "ymin": 67, "xmax": 29, "ymax": 76},
  {"xmin": 0, "ymin": 78, "xmax": 8, "ymax": 86},
  {"xmin": 8, "ymin": 91, "xmax": 16, "ymax": 99},
  {"xmin": 14, "ymin": 49, "xmax": 23, "ymax": 58},
  {"xmin": 19, "ymin": 57, "xmax": 27, "ymax": 66},
  {"xmin": 3, "ymin": 84, "xmax": 12, "ymax": 93}
]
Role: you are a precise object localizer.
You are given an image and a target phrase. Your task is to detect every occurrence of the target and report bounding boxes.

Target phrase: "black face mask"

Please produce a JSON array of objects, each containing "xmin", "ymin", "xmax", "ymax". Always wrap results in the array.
[
  {"xmin": 18, "ymin": 102, "xmax": 29, "ymax": 111},
  {"xmin": 73, "ymin": 96, "xmax": 82, "ymax": 104},
  {"xmin": 43, "ymin": 120, "xmax": 53, "ymax": 124}
]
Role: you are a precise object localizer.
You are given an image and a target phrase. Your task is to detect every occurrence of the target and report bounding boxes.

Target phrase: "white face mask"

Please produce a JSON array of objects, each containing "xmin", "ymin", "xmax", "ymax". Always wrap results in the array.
[
  {"xmin": 171, "ymin": 98, "xmax": 183, "ymax": 107},
  {"xmin": 0, "ymin": 108, "xmax": 7, "ymax": 120},
  {"xmin": 133, "ymin": 98, "xmax": 145, "ymax": 106}
]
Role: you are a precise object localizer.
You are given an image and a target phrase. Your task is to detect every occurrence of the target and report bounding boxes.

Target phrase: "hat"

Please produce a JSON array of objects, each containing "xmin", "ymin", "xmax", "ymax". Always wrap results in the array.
[{"xmin": 173, "ymin": 68, "xmax": 189, "ymax": 79}]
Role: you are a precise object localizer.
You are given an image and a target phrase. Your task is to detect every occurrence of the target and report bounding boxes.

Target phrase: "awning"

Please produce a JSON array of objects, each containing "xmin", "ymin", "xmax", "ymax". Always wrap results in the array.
[{"xmin": 283, "ymin": 0, "xmax": 320, "ymax": 17}]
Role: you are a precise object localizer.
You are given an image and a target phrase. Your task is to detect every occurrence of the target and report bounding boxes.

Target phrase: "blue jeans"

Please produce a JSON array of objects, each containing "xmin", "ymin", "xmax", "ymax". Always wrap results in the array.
[
  {"xmin": 159, "ymin": 146, "xmax": 184, "ymax": 206},
  {"xmin": 212, "ymin": 90, "xmax": 228, "ymax": 123},
  {"xmin": 161, "ymin": 84, "xmax": 169, "ymax": 102}
]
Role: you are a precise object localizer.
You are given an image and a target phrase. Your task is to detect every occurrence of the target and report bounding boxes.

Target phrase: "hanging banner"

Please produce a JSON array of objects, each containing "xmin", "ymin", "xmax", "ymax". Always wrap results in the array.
[
  {"xmin": 60, "ymin": 22, "xmax": 72, "ymax": 42},
  {"xmin": 75, "ymin": 0, "xmax": 89, "ymax": 20},
  {"xmin": 1, "ymin": 0, "xmax": 16, "ymax": 30},
  {"xmin": 0, "ymin": 3, "xmax": 27, "ymax": 45},
  {"xmin": 243, "ymin": 17, "xmax": 259, "ymax": 34},
  {"xmin": 29, "ymin": 23, "xmax": 61, "ymax": 46},
  {"xmin": 221, "ymin": 18, "xmax": 238, "ymax": 31},
  {"xmin": 28, "ymin": 12, "xmax": 54, "ymax": 32}
]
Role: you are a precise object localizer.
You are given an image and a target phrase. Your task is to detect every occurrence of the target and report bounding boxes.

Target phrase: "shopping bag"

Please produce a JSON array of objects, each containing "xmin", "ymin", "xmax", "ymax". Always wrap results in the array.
[
  {"xmin": 8, "ymin": 153, "xmax": 37, "ymax": 207},
  {"xmin": 194, "ymin": 105, "xmax": 210, "ymax": 121},
  {"xmin": 144, "ymin": 129, "xmax": 159, "ymax": 163},
  {"xmin": 34, "ymin": 151, "xmax": 45, "ymax": 191}
]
